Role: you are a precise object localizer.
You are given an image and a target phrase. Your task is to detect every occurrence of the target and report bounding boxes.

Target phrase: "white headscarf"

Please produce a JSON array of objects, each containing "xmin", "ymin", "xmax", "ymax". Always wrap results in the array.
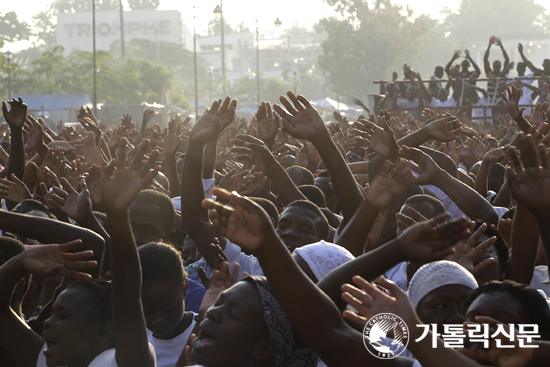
[
  {"xmin": 408, "ymin": 260, "xmax": 478, "ymax": 308},
  {"xmin": 293, "ymin": 240, "xmax": 355, "ymax": 281}
]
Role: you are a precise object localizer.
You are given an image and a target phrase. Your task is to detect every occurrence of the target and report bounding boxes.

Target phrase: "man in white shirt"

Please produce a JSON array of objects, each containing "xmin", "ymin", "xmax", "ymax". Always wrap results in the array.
[{"xmin": 465, "ymin": 84, "xmax": 493, "ymax": 124}]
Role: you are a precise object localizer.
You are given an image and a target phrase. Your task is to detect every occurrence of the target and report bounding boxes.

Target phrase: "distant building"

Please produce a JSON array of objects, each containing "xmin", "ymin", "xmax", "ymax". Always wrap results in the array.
[{"xmin": 56, "ymin": 10, "xmax": 193, "ymax": 54}]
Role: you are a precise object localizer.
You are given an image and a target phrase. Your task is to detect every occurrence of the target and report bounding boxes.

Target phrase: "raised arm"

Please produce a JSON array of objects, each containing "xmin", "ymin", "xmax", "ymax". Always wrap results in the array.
[
  {"xmin": 445, "ymin": 50, "xmax": 461, "ymax": 77},
  {"xmin": 464, "ymin": 49, "xmax": 481, "ymax": 76},
  {"xmin": 274, "ymin": 92, "xmax": 364, "ymax": 228},
  {"xmin": 163, "ymin": 118, "xmax": 181, "ymax": 197},
  {"xmin": 400, "ymin": 146, "xmax": 499, "ymax": 225},
  {"xmin": 202, "ymin": 188, "xmax": 414, "ymax": 367},
  {"xmin": 231, "ymin": 134, "xmax": 306, "ymax": 206},
  {"xmin": 502, "ymin": 84, "xmax": 533, "ymax": 133},
  {"xmin": 495, "ymin": 37, "xmax": 510, "ymax": 72},
  {"xmin": 483, "ymin": 36, "xmax": 494, "ymax": 75},
  {"xmin": 2, "ymin": 98, "xmax": 27, "ymax": 210},
  {"xmin": 180, "ymin": 97, "xmax": 237, "ymax": 267},
  {"xmin": 102, "ymin": 138, "xmax": 158, "ymax": 367},
  {"xmin": 0, "ymin": 241, "xmax": 96, "ymax": 367},
  {"xmin": 518, "ymin": 43, "xmax": 540, "ymax": 74}
]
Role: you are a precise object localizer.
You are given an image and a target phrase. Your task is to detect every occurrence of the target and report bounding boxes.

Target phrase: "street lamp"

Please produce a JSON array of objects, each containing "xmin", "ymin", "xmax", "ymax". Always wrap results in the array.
[
  {"xmin": 213, "ymin": 3, "xmax": 225, "ymax": 93},
  {"xmin": 4, "ymin": 51, "xmax": 12, "ymax": 100},
  {"xmin": 256, "ymin": 19, "xmax": 260, "ymax": 105},
  {"xmin": 274, "ymin": 17, "xmax": 282, "ymax": 28}
]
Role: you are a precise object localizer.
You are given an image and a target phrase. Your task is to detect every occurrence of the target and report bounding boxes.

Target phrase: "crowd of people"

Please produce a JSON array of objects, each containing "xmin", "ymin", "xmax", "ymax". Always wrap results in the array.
[
  {"xmin": 1, "ymin": 35, "xmax": 550, "ymax": 367},
  {"xmin": 379, "ymin": 36, "xmax": 550, "ymax": 125}
]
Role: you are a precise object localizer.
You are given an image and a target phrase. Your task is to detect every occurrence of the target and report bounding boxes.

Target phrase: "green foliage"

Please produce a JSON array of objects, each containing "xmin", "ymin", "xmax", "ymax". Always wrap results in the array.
[
  {"xmin": 318, "ymin": 0, "xmax": 429, "ymax": 101},
  {"xmin": 443, "ymin": 0, "xmax": 548, "ymax": 41},
  {"xmin": 0, "ymin": 12, "xmax": 30, "ymax": 46},
  {"xmin": 127, "ymin": 0, "xmax": 160, "ymax": 10}
]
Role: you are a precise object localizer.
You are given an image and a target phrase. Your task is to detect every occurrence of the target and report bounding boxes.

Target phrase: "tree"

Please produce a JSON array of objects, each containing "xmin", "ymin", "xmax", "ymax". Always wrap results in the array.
[
  {"xmin": 443, "ymin": 0, "xmax": 548, "ymax": 41},
  {"xmin": 0, "ymin": 12, "xmax": 30, "ymax": 47},
  {"xmin": 318, "ymin": 0, "xmax": 429, "ymax": 101},
  {"xmin": 206, "ymin": 18, "xmax": 236, "ymax": 36},
  {"xmin": 127, "ymin": 0, "xmax": 160, "ymax": 10}
]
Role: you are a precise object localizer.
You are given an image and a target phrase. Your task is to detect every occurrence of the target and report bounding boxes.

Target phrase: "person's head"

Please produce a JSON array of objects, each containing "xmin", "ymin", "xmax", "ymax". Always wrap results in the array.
[
  {"xmin": 465, "ymin": 88, "xmax": 480, "ymax": 104},
  {"xmin": 463, "ymin": 280, "xmax": 550, "ymax": 341},
  {"xmin": 42, "ymin": 280, "xmax": 113, "ymax": 367},
  {"xmin": 314, "ymin": 171, "xmax": 340, "ymax": 214},
  {"xmin": 139, "ymin": 242, "xmax": 188, "ymax": 339},
  {"xmin": 396, "ymin": 194, "xmax": 446, "ymax": 236},
  {"xmin": 488, "ymin": 163, "xmax": 505, "ymax": 193},
  {"xmin": 149, "ymin": 171, "xmax": 170, "ymax": 195},
  {"xmin": 250, "ymin": 197, "xmax": 279, "ymax": 228},
  {"xmin": 278, "ymin": 155, "xmax": 295, "ymax": 169},
  {"xmin": 385, "ymin": 82, "xmax": 396, "ymax": 96},
  {"xmin": 129, "ymin": 189, "xmax": 175, "ymax": 246},
  {"xmin": 434, "ymin": 66, "xmax": 444, "ymax": 79},
  {"xmin": 276, "ymin": 200, "xmax": 329, "ymax": 251},
  {"xmin": 298, "ymin": 185, "xmax": 326, "ymax": 208},
  {"xmin": 493, "ymin": 60, "xmax": 502, "ymax": 73},
  {"xmin": 472, "ymin": 221, "xmax": 510, "ymax": 284},
  {"xmin": 461, "ymin": 59, "xmax": 470, "ymax": 71},
  {"xmin": 517, "ymin": 62, "xmax": 526, "ymax": 76},
  {"xmin": 192, "ymin": 276, "xmax": 316, "ymax": 367},
  {"xmin": 181, "ymin": 236, "xmax": 200, "ymax": 266},
  {"xmin": 382, "ymin": 185, "xmax": 424, "ymax": 243},
  {"xmin": 409, "ymin": 261, "xmax": 478, "ymax": 328},
  {"xmin": 543, "ymin": 59, "xmax": 550, "ymax": 74},
  {"xmin": 437, "ymin": 88, "xmax": 449, "ymax": 102},
  {"xmin": 406, "ymin": 85, "xmax": 417, "ymax": 101},
  {"xmin": 429, "ymin": 84, "xmax": 440, "ymax": 99},
  {"xmin": 286, "ymin": 166, "xmax": 314, "ymax": 187},
  {"xmin": 292, "ymin": 241, "xmax": 354, "ymax": 282},
  {"xmin": 12, "ymin": 199, "xmax": 51, "ymax": 215}
]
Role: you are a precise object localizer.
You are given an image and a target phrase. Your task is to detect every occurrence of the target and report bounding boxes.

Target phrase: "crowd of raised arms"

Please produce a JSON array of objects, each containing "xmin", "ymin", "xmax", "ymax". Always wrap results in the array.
[{"xmin": 2, "ymin": 34, "xmax": 550, "ymax": 367}]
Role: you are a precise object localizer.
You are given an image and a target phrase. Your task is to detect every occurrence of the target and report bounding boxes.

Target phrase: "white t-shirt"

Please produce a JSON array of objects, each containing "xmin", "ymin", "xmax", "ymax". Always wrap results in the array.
[
  {"xmin": 472, "ymin": 96, "xmax": 492, "ymax": 124},
  {"xmin": 430, "ymin": 96, "xmax": 456, "ymax": 108},
  {"xmin": 202, "ymin": 240, "xmax": 264, "ymax": 280},
  {"xmin": 147, "ymin": 312, "xmax": 198, "ymax": 367},
  {"xmin": 37, "ymin": 343, "xmax": 156, "ymax": 367}
]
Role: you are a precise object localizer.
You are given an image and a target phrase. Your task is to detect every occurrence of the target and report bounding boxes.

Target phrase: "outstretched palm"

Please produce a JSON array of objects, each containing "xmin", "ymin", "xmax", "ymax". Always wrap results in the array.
[
  {"xmin": 203, "ymin": 188, "xmax": 276, "ymax": 252},
  {"xmin": 2, "ymin": 98, "xmax": 27, "ymax": 129},
  {"xmin": 273, "ymin": 91, "xmax": 326, "ymax": 141},
  {"xmin": 190, "ymin": 97, "xmax": 237, "ymax": 145},
  {"xmin": 101, "ymin": 139, "xmax": 159, "ymax": 212}
]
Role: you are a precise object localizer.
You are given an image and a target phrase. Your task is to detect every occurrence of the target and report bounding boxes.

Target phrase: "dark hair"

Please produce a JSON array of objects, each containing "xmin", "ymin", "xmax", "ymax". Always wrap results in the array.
[
  {"xmin": 321, "ymin": 208, "xmax": 340, "ymax": 229},
  {"xmin": 12, "ymin": 199, "xmax": 51, "ymax": 215},
  {"xmin": 0, "ymin": 236, "xmax": 26, "ymax": 265},
  {"xmin": 250, "ymin": 197, "xmax": 279, "ymax": 227},
  {"xmin": 298, "ymin": 185, "xmax": 326, "ymax": 208},
  {"xmin": 317, "ymin": 169, "xmax": 330, "ymax": 178},
  {"xmin": 462, "ymin": 280, "xmax": 550, "ymax": 340},
  {"xmin": 403, "ymin": 194, "xmax": 446, "ymax": 216},
  {"xmin": 133, "ymin": 189, "xmax": 174, "ymax": 232},
  {"xmin": 139, "ymin": 242, "xmax": 187, "ymax": 284},
  {"xmin": 67, "ymin": 280, "xmax": 112, "ymax": 323},
  {"xmin": 285, "ymin": 166, "xmax": 314, "ymax": 186},
  {"xmin": 285, "ymin": 200, "xmax": 329, "ymax": 240},
  {"xmin": 501, "ymin": 208, "xmax": 515, "ymax": 221},
  {"xmin": 488, "ymin": 163, "xmax": 505, "ymax": 192}
]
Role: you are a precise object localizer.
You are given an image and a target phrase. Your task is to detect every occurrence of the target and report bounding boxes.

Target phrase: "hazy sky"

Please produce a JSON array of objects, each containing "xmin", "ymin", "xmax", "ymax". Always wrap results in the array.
[{"xmin": 5, "ymin": 0, "xmax": 462, "ymax": 35}]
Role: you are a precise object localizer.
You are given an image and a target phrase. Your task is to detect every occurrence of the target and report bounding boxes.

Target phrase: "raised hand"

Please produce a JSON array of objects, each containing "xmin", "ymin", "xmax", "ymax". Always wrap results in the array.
[
  {"xmin": 163, "ymin": 118, "xmax": 181, "ymax": 156},
  {"xmin": 341, "ymin": 276, "xmax": 421, "ymax": 331},
  {"xmin": 189, "ymin": 97, "xmax": 238, "ymax": 145},
  {"xmin": 101, "ymin": 138, "xmax": 160, "ymax": 212},
  {"xmin": 351, "ymin": 116, "xmax": 398, "ymax": 157},
  {"xmin": 502, "ymin": 84, "xmax": 525, "ymax": 121},
  {"xmin": 399, "ymin": 146, "xmax": 443, "ymax": 185},
  {"xmin": 48, "ymin": 177, "xmax": 92, "ymax": 223},
  {"xmin": 426, "ymin": 116, "xmax": 463, "ymax": 142},
  {"xmin": 20, "ymin": 240, "xmax": 96, "ymax": 281},
  {"xmin": 77, "ymin": 106, "xmax": 99, "ymax": 133},
  {"xmin": 230, "ymin": 134, "xmax": 278, "ymax": 173},
  {"xmin": 0, "ymin": 173, "xmax": 32, "ymax": 203},
  {"xmin": 255, "ymin": 101, "xmax": 279, "ymax": 148},
  {"xmin": 64, "ymin": 158, "xmax": 87, "ymax": 190},
  {"xmin": 445, "ymin": 223, "xmax": 496, "ymax": 275},
  {"xmin": 83, "ymin": 132, "xmax": 106, "ymax": 167},
  {"xmin": 2, "ymin": 97, "xmax": 27, "ymax": 129},
  {"xmin": 142, "ymin": 108, "xmax": 156, "ymax": 127},
  {"xmin": 442, "ymin": 140, "xmax": 461, "ymax": 166},
  {"xmin": 465, "ymin": 136, "xmax": 490, "ymax": 160},
  {"xmin": 483, "ymin": 147, "xmax": 510, "ymax": 164},
  {"xmin": 365, "ymin": 159, "xmax": 414, "ymax": 208},
  {"xmin": 273, "ymin": 91, "xmax": 326, "ymax": 142},
  {"xmin": 528, "ymin": 102, "xmax": 547, "ymax": 125},
  {"xmin": 120, "ymin": 113, "xmax": 133, "ymax": 129},
  {"xmin": 217, "ymin": 168, "xmax": 249, "ymax": 193},
  {"xmin": 23, "ymin": 115, "xmax": 45, "ymax": 151},
  {"xmin": 506, "ymin": 134, "xmax": 550, "ymax": 211},
  {"xmin": 397, "ymin": 214, "xmax": 473, "ymax": 263},
  {"xmin": 202, "ymin": 187, "xmax": 276, "ymax": 252}
]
